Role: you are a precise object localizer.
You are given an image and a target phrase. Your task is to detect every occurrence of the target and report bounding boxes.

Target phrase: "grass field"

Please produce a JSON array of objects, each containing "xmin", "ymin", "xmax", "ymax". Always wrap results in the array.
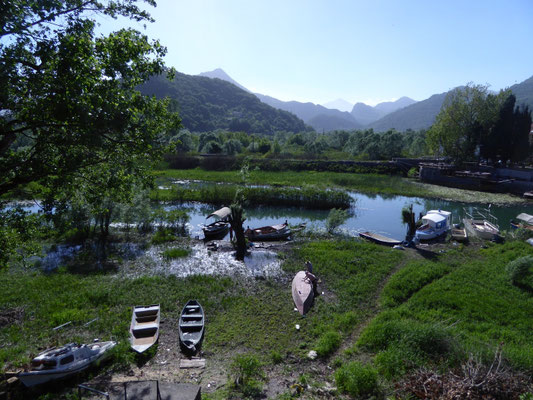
[{"xmin": 2, "ymin": 237, "xmax": 533, "ymax": 398}]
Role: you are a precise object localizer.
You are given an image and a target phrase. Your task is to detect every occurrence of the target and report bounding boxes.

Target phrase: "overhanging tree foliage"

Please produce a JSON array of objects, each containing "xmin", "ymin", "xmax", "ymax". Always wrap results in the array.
[{"xmin": 0, "ymin": 0, "xmax": 181, "ymax": 197}]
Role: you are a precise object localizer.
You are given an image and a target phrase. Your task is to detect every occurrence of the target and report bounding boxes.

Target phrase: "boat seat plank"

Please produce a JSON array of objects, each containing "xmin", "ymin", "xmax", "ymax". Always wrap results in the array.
[
  {"xmin": 180, "ymin": 324, "xmax": 204, "ymax": 330},
  {"xmin": 132, "ymin": 323, "xmax": 159, "ymax": 330},
  {"xmin": 181, "ymin": 314, "xmax": 203, "ymax": 319}
]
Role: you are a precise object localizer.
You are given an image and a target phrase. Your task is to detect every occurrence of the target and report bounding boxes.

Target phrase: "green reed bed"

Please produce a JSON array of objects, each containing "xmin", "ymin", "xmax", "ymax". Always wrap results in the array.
[
  {"xmin": 155, "ymin": 168, "xmax": 525, "ymax": 204},
  {"xmin": 151, "ymin": 183, "xmax": 353, "ymax": 209}
]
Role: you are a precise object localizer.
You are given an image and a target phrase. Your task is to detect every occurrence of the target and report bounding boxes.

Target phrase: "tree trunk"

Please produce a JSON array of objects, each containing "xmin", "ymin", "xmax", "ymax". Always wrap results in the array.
[{"xmin": 230, "ymin": 205, "xmax": 247, "ymax": 261}]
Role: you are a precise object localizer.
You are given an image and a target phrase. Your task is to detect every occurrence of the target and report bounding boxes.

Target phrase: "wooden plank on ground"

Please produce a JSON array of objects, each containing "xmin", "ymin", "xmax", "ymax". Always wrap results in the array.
[
  {"xmin": 159, "ymin": 382, "xmax": 201, "ymax": 400},
  {"xmin": 179, "ymin": 358, "xmax": 206, "ymax": 369}
]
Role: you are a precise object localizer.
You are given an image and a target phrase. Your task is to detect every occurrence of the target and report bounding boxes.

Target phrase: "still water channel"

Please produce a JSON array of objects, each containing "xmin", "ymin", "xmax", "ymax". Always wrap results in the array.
[
  {"xmin": 11, "ymin": 187, "xmax": 533, "ymax": 242},
  {"xmin": 11, "ymin": 185, "xmax": 533, "ymax": 275},
  {"xmin": 168, "ymin": 189, "xmax": 533, "ymax": 242}
]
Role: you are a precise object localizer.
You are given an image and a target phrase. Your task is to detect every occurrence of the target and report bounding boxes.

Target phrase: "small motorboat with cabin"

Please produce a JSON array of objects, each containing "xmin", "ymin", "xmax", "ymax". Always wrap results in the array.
[
  {"xmin": 463, "ymin": 207, "xmax": 500, "ymax": 240},
  {"xmin": 203, "ymin": 207, "xmax": 231, "ymax": 240},
  {"xmin": 129, "ymin": 304, "xmax": 160, "ymax": 353},
  {"xmin": 244, "ymin": 221, "xmax": 291, "ymax": 241},
  {"xmin": 179, "ymin": 300, "xmax": 205, "ymax": 355},
  {"xmin": 415, "ymin": 210, "xmax": 452, "ymax": 241},
  {"xmin": 17, "ymin": 340, "xmax": 116, "ymax": 387}
]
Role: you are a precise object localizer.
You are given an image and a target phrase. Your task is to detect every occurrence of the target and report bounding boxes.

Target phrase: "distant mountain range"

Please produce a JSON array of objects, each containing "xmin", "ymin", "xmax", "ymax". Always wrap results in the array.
[
  {"xmin": 322, "ymin": 99, "xmax": 353, "ymax": 112},
  {"xmin": 144, "ymin": 68, "xmax": 533, "ymax": 134},
  {"xmin": 366, "ymin": 92, "xmax": 449, "ymax": 132},
  {"xmin": 197, "ymin": 68, "xmax": 533, "ymax": 133},
  {"xmin": 198, "ymin": 68, "xmax": 250, "ymax": 93},
  {"xmin": 138, "ymin": 71, "xmax": 308, "ymax": 134},
  {"xmin": 199, "ymin": 69, "xmax": 416, "ymax": 132},
  {"xmin": 254, "ymin": 93, "xmax": 363, "ymax": 132},
  {"xmin": 365, "ymin": 78, "xmax": 533, "ymax": 132}
]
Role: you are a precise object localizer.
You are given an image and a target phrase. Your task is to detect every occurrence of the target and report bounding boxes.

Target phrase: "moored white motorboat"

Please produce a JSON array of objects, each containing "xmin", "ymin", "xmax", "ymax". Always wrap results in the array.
[
  {"xmin": 463, "ymin": 207, "xmax": 500, "ymax": 240},
  {"xmin": 18, "ymin": 341, "xmax": 116, "ymax": 387},
  {"xmin": 415, "ymin": 210, "xmax": 452, "ymax": 241}
]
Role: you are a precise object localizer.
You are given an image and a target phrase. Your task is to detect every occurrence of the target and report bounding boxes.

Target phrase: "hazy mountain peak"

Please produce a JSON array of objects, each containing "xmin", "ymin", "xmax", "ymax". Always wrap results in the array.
[
  {"xmin": 198, "ymin": 68, "xmax": 249, "ymax": 92},
  {"xmin": 374, "ymin": 97, "xmax": 417, "ymax": 113},
  {"xmin": 322, "ymin": 98, "xmax": 353, "ymax": 113}
]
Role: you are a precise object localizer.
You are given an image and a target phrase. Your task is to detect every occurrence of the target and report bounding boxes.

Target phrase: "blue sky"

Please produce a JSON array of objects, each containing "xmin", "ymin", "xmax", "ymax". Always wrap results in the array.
[{"xmin": 98, "ymin": 0, "xmax": 533, "ymax": 106}]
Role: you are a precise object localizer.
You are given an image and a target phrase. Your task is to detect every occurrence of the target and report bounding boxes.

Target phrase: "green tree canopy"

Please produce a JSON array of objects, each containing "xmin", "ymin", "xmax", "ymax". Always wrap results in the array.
[
  {"xmin": 0, "ymin": 0, "xmax": 180, "ymax": 197},
  {"xmin": 480, "ymin": 94, "xmax": 531, "ymax": 163},
  {"xmin": 426, "ymin": 84, "xmax": 510, "ymax": 163}
]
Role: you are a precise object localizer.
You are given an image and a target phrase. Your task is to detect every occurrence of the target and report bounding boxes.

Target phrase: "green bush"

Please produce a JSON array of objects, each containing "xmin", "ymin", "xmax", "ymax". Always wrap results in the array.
[
  {"xmin": 151, "ymin": 229, "xmax": 176, "ymax": 245},
  {"xmin": 270, "ymin": 350, "xmax": 283, "ymax": 364},
  {"xmin": 325, "ymin": 208, "xmax": 349, "ymax": 234},
  {"xmin": 506, "ymin": 255, "xmax": 533, "ymax": 288},
  {"xmin": 407, "ymin": 167, "xmax": 419, "ymax": 178},
  {"xmin": 315, "ymin": 330, "xmax": 342, "ymax": 357},
  {"xmin": 162, "ymin": 247, "xmax": 191, "ymax": 260},
  {"xmin": 229, "ymin": 353, "xmax": 264, "ymax": 397},
  {"xmin": 335, "ymin": 361, "xmax": 379, "ymax": 397},
  {"xmin": 374, "ymin": 346, "xmax": 411, "ymax": 379}
]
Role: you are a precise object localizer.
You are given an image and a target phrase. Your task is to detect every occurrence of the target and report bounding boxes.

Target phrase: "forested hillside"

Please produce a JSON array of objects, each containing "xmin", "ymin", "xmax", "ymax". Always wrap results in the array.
[
  {"xmin": 368, "ymin": 76, "xmax": 533, "ymax": 132},
  {"xmin": 510, "ymin": 75, "xmax": 533, "ymax": 111},
  {"xmin": 368, "ymin": 92, "xmax": 448, "ymax": 132},
  {"xmin": 139, "ymin": 72, "xmax": 308, "ymax": 134}
]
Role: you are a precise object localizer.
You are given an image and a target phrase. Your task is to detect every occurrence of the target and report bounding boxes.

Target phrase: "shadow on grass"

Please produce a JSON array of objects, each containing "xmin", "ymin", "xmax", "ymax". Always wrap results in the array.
[
  {"xmin": 134, "ymin": 344, "xmax": 158, "ymax": 368},
  {"xmin": 414, "ymin": 246, "xmax": 440, "ymax": 261}
]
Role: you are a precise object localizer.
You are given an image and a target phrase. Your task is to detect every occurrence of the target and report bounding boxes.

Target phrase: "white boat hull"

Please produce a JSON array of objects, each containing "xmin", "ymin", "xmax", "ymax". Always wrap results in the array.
[
  {"xmin": 18, "ymin": 341, "xmax": 115, "ymax": 387},
  {"xmin": 463, "ymin": 218, "xmax": 500, "ymax": 240}
]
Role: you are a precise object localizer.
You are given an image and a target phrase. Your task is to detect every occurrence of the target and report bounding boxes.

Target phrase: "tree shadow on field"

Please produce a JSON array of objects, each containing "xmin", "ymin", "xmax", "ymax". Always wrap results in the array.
[{"xmin": 414, "ymin": 246, "xmax": 440, "ymax": 261}]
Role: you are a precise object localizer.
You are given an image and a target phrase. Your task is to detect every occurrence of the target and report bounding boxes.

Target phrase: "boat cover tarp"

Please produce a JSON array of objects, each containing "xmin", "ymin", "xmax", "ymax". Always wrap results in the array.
[
  {"xmin": 207, "ymin": 207, "xmax": 231, "ymax": 220},
  {"xmin": 517, "ymin": 213, "xmax": 533, "ymax": 225}
]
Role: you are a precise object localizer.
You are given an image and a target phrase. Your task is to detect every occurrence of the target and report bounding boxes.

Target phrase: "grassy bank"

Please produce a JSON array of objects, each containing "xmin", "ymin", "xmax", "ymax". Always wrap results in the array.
[
  {"xmin": 155, "ymin": 168, "xmax": 525, "ymax": 204},
  {"xmin": 354, "ymin": 241, "xmax": 533, "ymax": 376},
  {"xmin": 2, "ymin": 239, "xmax": 533, "ymax": 398}
]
